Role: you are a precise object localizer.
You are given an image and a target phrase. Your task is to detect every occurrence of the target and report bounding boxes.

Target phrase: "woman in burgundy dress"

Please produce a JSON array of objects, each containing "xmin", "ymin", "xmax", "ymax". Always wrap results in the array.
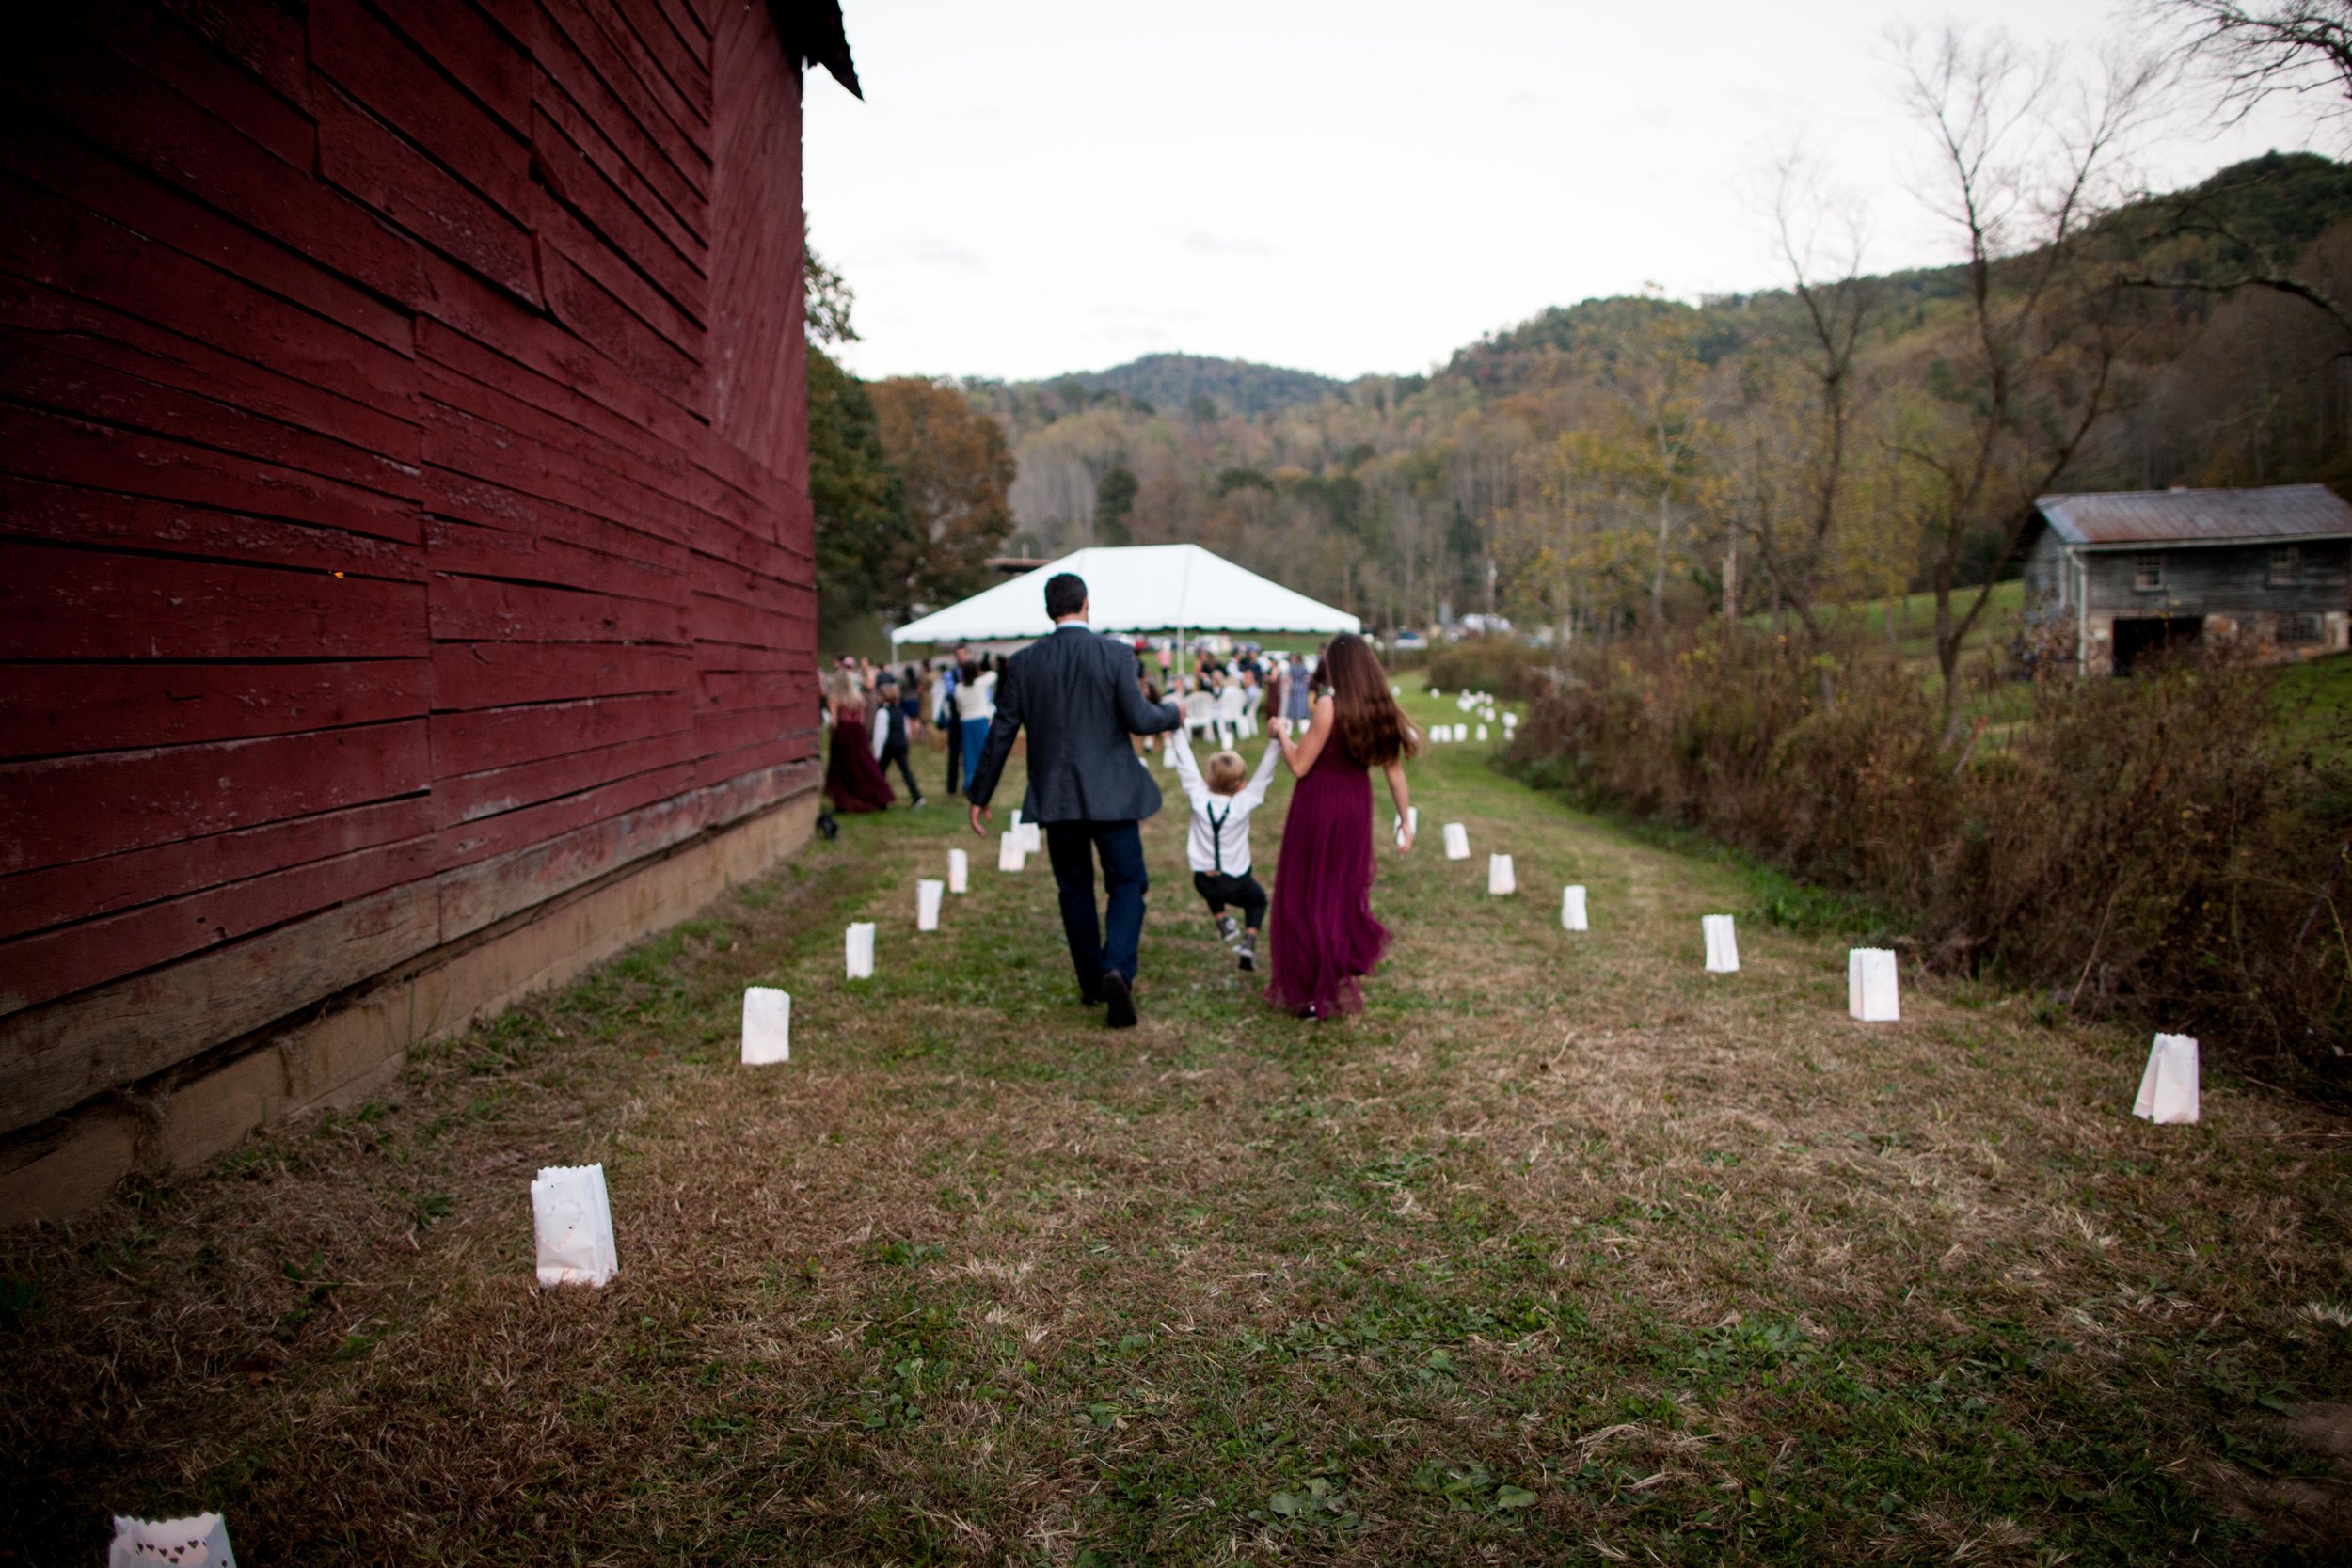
[
  {"xmin": 823, "ymin": 669, "xmax": 897, "ymax": 814},
  {"xmin": 1263, "ymin": 634, "xmax": 1420, "ymax": 1017}
]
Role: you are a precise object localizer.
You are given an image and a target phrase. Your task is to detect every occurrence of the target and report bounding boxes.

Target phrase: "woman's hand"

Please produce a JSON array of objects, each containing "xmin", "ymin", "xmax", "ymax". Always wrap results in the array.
[{"xmin": 1393, "ymin": 824, "xmax": 1415, "ymax": 854}]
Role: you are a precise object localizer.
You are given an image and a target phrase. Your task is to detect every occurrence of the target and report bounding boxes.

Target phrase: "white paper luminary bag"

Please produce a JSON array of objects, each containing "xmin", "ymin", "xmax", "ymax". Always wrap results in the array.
[
  {"xmin": 532, "ymin": 1164, "xmax": 618, "ymax": 1289},
  {"xmin": 111, "ymin": 1514, "xmax": 237, "ymax": 1567},
  {"xmin": 1487, "ymin": 853, "xmax": 1516, "ymax": 895},
  {"xmin": 917, "ymin": 879, "xmax": 945, "ymax": 931},
  {"xmin": 2134, "ymin": 1034, "xmax": 2200, "ymax": 1124},
  {"xmin": 740, "ymin": 986, "xmax": 790, "ymax": 1065},
  {"xmin": 997, "ymin": 832, "xmax": 1025, "ymax": 872},
  {"xmin": 1476, "ymin": 725, "xmax": 1488, "ymax": 741},
  {"xmin": 845, "ymin": 922, "xmax": 877, "ymax": 977},
  {"xmin": 947, "ymin": 848, "xmax": 969, "ymax": 894},
  {"xmin": 1443, "ymin": 823, "xmax": 1470, "ymax": 861},
  {"xmin": 1562, "ymin": 885, "xmax": 1589, "ymax": 931},
  {"xmin": 1703, "ymin": 914, "xmax": 1740, "ymax": 973},
  {"xmin": 1847, "ymin": 949, "xmax": 1900, "ymax": 1022}
]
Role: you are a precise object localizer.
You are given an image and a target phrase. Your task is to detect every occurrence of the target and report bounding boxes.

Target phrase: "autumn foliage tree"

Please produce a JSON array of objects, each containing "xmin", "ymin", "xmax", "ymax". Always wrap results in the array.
[{"xmin": 868, "ymin": 377, "xmax": 1017, "ymax": 613}]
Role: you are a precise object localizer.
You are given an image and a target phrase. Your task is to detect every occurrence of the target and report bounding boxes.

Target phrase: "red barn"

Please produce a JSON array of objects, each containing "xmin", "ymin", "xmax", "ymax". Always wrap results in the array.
[{"xmin": 0, "ymin": 0, "xmax": 854, "ymax": 1218}]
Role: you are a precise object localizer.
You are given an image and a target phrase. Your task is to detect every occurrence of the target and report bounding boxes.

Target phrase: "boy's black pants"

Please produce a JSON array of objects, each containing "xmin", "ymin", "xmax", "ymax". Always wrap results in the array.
[
  {"xmin": 880, "ymin": 737, "xmax": 922, "ymax": 801},
  {"xmin": 1192, "ymin": 869, "xmax": 1266, "ymax": 930}
]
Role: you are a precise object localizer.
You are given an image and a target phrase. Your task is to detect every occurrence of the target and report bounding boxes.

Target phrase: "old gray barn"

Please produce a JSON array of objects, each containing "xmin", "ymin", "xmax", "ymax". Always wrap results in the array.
[{"xmin": 2023, "ymin": 484, "xmax": 2352, "ymax": 674}]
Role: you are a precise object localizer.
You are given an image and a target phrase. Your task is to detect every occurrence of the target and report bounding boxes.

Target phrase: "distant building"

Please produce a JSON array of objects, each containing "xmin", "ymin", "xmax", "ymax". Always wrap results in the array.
[{"xmin": 2023, "ymin": 485, "xmax": 2352, "ymax": 674}]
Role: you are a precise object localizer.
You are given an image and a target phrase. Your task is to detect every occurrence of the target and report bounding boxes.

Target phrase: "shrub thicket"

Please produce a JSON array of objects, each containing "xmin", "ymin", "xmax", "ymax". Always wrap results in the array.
[
  {"xmin": 1420, "ymin": 637, "xmax": 1560, "ymax": 700},
  {"xmin": 1508, "ymin": 633, "xmax": 2351, "ymax": 1089}
]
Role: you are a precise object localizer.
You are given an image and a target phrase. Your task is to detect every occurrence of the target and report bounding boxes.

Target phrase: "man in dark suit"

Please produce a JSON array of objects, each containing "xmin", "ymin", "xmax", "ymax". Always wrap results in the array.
[{"xmin": 967, "ymin": 572, "xmax": 1181, "ymax": 1027}]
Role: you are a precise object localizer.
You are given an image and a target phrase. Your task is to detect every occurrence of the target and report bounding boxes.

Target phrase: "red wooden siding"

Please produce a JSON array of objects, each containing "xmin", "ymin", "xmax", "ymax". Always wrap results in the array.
[{"xmin": 0, "ymin": 0, "xmax": 817, "ymax": 1129}]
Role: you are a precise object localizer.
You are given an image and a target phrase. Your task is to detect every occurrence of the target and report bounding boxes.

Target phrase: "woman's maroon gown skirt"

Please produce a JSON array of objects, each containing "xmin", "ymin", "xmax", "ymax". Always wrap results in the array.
[
  {"xmin": 825, "ymin": 716, "xmax": 898, "ymax": 814},
  {"xmin": 1264, "ymin": 751, "xmax": 1390, "ymax": 1017}
]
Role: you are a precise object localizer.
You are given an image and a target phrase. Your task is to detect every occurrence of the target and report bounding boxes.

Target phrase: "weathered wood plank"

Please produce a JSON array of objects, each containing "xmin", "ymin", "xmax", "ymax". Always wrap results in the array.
[
  {"xmin": 435, "ymin": 727, "xmax": 698, "ymax": 827},
  {"xmin": 314, "ymin": 83, "xmax": 540, "ymax": 304},
  {"xmin": 0, "ymin": 543, "xmax": 422, "ymax": 662},
  {"xmin": 0, "ymin": 880, "xmax": 440, "ymax": 1132},
  {"xmin": 0, "ymin": 135, "xmax": 415, "ymax": 360},
  {"xmin": 0, "ymin": 834, "xmax": 439, "ymax": 1014},
  {"xmin": 0, "ymin": 273, "xmax": 421, "ymax": 462},
  {"xmin": 0, "ymin": 35, "xmax": 428, "ymax": 307},
  {"xmin": 0, "ymin": 404, "xmax": 423, "ymax": 545},
  {"xmin": 429, "ymin": 692, "xmax": 683, "ymax": 777},
  {"xmin": 0, "ymin": 721, "xmax": 431, "ymax": 876},
  {"xmin": 1, "ymin": 332, "xmax": 426, "ymax": 503},
  {"xmin": 536, "ymin": 240, "xmax": 700, "ymax": 410},
  {"xmin": 0, "ymin": 659, "xmax": 432, "ymax": 762},
  {"xmin": 428, "ymin": 640, "xmax": 691, "ymax": 711},
  {"xmin": 436, "ymin": 755, "xmax": 698, "ymax": 868},
  {"xmin": 310, "ymin": 0, "xmax": 530, "ymax": 216},
  {"xmin": 0, "ymin": 477, "xmax": 427, "ymax": 580}
]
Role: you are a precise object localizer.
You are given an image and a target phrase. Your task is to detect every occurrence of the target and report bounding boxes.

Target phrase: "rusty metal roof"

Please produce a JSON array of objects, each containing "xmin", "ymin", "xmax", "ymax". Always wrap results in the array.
[{"xmin": 2036, "ymin": 484, "xmax": 2352, "ymax": 546}]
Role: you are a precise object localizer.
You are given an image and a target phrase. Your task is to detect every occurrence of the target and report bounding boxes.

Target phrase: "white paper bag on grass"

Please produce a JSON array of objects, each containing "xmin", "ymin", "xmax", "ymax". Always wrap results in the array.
[
  {"xmin": 947, "ymin": 848, "xmax": 968, "ymax": 894},
  {"xmin": 917, "ymin": 879, "xmax": 945, "ymax": 931},
  {"xmin": 1487, "ymin": 853, "xmax": 1516, "ymax": 895},
  {"xmin": 1562, "ymin": 885, "xmax": 1589, "ymax": 931},
  {"xmin": 997, "ymin": 832, "xmax": 1025, "ymax": 872},
  {"xmin": 1476, "ymin": 724, "xmax": 1488, "ymax": 742},
  {"xmin": 1443, "ymin": 822, "xmax": 1470, "ymax": 861},
  {"xmin": 2134, "ymin": 1034, "xmax": 2201, "ymax": 1124},
  {"xmin": 1456, "ymin": 724, "xmax": 1470, "ymax": 742},
  {"xmin": 740, "ymin": 986, "xmax": 790, "ymax": 1065},
  {"xmin": 846, "ymin": 922, "xmax": 876, "ymax": 978},
  {"xmin": 532, "ymin": 1164, "xmax": 617, "ymax": 1289},
  {"xmin": 111, "ymin": 1514, "xmax": 236, "ymax": 1567},
  {"xmin": 1703, "ymin": 914, "xmax": 1740, "ymax": 973},
  {"xmin": 1847, "ymin": 948, "xmax": 1900, "ymax": 1022}
]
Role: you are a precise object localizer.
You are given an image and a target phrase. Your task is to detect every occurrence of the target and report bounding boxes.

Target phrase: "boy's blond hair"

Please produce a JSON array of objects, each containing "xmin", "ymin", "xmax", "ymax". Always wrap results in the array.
[{"xmin": 1204, "ymin": 750, "xmax": 1248, "ymax": 795}]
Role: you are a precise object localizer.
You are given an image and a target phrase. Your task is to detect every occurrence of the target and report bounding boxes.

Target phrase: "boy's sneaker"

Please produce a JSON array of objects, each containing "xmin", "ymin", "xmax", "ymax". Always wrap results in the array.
[
  {"xmin": 1236, "ymin": 933, "xmax": 1257, "ymax": 972},
  {"xmin": 1216, "ymin": 914, "xmax": 1240, "ymax": 943}
]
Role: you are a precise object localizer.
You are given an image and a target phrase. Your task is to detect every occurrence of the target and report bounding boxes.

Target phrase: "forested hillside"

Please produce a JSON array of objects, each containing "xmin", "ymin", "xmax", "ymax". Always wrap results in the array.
[{"xmin": 952, "ymin": 151, "xmax": 2352, "ymax": 663}]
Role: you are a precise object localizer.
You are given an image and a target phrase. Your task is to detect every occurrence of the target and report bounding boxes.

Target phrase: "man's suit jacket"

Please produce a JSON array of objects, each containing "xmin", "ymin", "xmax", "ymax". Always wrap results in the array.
[{"xmin": 966, "ymin": 624, "xmax": 1181, "ymax": 824}]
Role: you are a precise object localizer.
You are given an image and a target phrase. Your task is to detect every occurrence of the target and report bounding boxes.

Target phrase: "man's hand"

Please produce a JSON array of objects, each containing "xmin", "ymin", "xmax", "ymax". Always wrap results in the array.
[{"xmin": 968, "ymin": 801, "xmax": 992, "ymax": 838}]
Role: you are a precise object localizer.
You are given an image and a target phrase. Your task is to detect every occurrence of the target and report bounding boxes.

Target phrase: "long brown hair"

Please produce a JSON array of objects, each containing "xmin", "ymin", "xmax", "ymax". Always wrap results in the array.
[{"xmin": 1321, "ymin": 633, "xmax": 1419, "ymax": 766}]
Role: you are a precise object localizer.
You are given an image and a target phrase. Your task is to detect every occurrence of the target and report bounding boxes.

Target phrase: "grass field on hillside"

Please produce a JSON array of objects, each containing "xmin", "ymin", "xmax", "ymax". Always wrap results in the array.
[{"xmin": 5, "ymin": 690, "xmax": 2349, "ymax": 1564}]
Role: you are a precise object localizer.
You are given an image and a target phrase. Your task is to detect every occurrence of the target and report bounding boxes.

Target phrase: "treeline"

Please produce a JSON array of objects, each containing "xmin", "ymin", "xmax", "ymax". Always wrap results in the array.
[
  {"xmin": 960, "ymin": 124, "xmax": 2351, "ymax": 696},
  {"xmin": 805, "ymin": 253, "xmax": 1016, "ymax": 643}
]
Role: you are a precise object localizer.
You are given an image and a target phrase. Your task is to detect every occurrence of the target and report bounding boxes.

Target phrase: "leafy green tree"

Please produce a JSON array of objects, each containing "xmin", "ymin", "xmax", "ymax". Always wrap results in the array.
[
  {"xmin": 1094, "ymin": 465, "xmax": 1138, "ymax": 545},
  {"xmin": 807, "ymin": 347, "xmax": 916, "ymax": 624}
]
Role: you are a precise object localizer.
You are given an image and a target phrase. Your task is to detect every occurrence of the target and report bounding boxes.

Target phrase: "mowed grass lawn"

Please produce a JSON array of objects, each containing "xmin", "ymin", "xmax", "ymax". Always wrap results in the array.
[{"xmin": 6, "ymin": 689, "xmax": 2350, "ymax": 1565}]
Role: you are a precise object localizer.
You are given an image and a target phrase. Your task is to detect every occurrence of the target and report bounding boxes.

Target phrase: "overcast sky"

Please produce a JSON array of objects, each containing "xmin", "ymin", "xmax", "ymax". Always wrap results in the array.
[{"xmin": 803, "ymin": 1, "xmax": 2328, "ymax": 385}]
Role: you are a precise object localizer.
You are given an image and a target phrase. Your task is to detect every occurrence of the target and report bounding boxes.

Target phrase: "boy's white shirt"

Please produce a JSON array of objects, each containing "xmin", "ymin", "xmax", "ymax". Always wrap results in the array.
[{"xmin": 1168, "ymin": 724, "xmax": 1280, "ymax": 876}]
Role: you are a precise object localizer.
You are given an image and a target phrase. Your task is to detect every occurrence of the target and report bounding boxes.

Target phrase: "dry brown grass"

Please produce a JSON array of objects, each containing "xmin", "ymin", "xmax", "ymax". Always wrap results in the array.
[{"xmin": 4, "ymin": 702, "xmax": 2349, "ymax": 1564}]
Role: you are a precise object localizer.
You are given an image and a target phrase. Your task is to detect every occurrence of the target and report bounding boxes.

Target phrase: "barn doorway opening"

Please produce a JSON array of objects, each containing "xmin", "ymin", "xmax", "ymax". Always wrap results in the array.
[{"xmin": 2112, "ymin": 615, "xmax": 2203, "ymax": 674}]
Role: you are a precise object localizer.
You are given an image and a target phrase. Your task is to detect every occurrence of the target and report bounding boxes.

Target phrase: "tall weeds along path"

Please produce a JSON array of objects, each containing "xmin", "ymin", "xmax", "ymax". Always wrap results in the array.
[{"xmin": 5, "ymin": 690, "xmax": 2347, "ymax": 1564}]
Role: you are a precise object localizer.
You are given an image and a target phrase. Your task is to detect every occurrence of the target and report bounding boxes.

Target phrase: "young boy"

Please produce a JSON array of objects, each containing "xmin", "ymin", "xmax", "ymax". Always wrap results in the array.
[{"xmin": 1168, "ymin": 722, "xmax": 1281, "ymax": 970}]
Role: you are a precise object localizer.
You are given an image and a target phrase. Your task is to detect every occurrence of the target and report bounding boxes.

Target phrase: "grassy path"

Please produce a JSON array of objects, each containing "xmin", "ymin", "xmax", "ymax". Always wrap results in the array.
[{"xmin": 7, "ymin": 688, "xmax": 2350, "ymax": 1564}]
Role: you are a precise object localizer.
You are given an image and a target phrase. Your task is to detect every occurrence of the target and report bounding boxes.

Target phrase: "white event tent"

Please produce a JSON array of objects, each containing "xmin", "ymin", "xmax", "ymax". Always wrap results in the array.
[{"xmin": 889, "ymin": 545, "xmax": 1359, "ymax": 649}]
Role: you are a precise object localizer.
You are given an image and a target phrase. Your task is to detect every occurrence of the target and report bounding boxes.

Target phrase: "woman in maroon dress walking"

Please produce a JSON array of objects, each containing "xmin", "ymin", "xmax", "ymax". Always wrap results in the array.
[
  {"xmin": 1263, "ymin": 634, "xmax": 1419, "ymax": 1018},
  {"xmin": 823, "ymin": 668, "xmax": 898, "ymax": 814}
]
